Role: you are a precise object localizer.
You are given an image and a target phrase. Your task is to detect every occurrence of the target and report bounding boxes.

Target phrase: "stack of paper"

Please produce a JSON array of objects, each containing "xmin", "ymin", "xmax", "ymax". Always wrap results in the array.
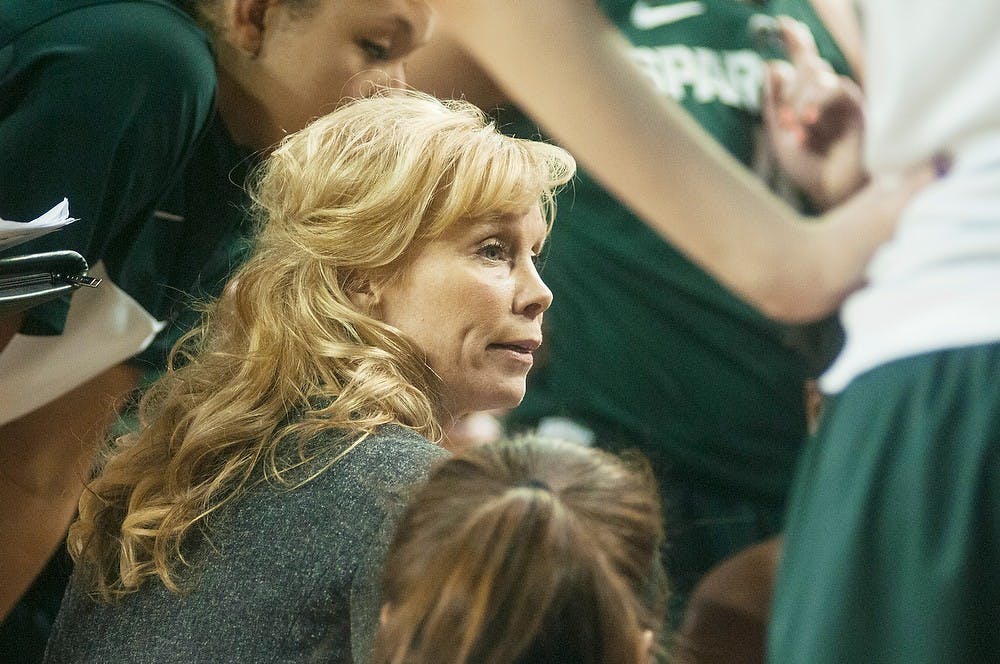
[{"xmin": 0, "ymin": 198, "xmax": 77, "ymax": 251}]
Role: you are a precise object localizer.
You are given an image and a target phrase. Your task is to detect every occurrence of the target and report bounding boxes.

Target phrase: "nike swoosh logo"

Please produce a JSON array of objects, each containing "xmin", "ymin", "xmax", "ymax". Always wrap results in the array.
[{"xmin": 630, "ymin": 0, "xmax": 706, "ymax": 30}]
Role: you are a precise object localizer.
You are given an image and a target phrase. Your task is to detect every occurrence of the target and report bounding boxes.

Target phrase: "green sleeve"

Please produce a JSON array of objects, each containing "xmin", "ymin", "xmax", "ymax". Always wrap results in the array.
[{"xmin": 0, "ymin": 0, "xmax": 216, "ymax": 334}]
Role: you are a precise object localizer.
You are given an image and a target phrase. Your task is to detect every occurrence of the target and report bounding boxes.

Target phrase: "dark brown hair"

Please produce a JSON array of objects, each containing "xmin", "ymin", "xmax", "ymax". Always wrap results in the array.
[{"xmin": 374, "ymin": 436, "xmax": 668, "ymax": 664}]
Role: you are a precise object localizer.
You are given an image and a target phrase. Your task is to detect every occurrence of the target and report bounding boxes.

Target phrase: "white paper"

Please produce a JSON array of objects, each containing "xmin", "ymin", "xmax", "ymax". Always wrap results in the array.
[{"xmin": 0, "ymin": 198, "xmax": 78, "ymax": 251}]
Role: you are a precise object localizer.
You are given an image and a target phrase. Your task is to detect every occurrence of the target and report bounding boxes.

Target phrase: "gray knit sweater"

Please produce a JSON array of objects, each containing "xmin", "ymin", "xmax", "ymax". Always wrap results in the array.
[{"xmin": 43, "ymin": 424, "xmax": 447, "ymax": 663}]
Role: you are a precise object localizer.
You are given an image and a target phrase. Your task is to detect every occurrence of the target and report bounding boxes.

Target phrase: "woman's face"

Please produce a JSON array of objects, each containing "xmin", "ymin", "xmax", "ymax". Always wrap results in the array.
[
  {"xmin": 231, "ymin": 0, "xmax": 433, "ymax": 146},
  {"xmin": 377, "ymin": 207, "xmax": 553, "ymax": 421}
]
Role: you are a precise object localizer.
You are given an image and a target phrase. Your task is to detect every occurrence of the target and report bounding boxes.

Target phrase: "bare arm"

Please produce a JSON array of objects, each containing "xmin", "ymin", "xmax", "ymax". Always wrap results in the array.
[
  {"xmin": 429, "ymin": 0, "xmax": 932, "ymax": 323},
  {"xmin": 404, "ymin": 30, "xmax": 508, "ymax": 110},
  {"xmin": 0, "ymin": 362, "xmax": 141, "ymax": 619},
  {"xmin": 0, "ymin": 300, "xmax": 139, "ymax": 620}
]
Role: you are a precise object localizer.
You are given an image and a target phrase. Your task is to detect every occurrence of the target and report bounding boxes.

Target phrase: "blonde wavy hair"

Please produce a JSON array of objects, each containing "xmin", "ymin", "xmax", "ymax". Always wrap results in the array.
[{"xmin": 69, "ymin": 90, "xmax": 575, "ymax": 601}]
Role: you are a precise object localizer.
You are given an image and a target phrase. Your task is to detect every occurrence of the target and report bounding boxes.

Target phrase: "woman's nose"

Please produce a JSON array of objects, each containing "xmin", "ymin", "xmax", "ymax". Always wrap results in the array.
[{"xmin": 515, "ymin": 261, "xmax": 553, "ymax": 319}]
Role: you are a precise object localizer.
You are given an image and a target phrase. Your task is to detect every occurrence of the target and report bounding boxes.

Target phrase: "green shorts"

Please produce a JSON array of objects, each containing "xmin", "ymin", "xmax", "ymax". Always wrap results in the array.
[{"xmin": 769, "ymin": 342, "xmax": 1000, "ymax": 663}]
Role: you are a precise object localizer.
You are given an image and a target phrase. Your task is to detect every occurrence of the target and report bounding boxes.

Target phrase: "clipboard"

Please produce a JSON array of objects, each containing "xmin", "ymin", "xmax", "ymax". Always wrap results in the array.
[{"xmin": 0, "ymin": 250, "xmax": 102, "ymax": 316}]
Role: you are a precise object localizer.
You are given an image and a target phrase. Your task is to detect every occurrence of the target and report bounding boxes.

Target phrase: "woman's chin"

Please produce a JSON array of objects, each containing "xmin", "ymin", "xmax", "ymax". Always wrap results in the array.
[
  {"xmin": 494, "ymin": 385, "xmax": 527, "ymax": 411},
  {"xmin": 458, "ymin": 389, "xmax": 526, "ymax": 418}
]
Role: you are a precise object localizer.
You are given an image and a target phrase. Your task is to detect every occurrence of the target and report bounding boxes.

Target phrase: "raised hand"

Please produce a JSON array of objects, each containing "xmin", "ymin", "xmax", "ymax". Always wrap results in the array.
[{"xmin": 762, "ymin": 16, "xmax": 867, "ymax": 210}]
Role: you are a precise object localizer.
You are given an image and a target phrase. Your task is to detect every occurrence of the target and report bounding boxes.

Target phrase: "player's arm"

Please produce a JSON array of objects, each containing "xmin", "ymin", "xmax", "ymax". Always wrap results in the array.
[
  {"xmin": 429, "ymin": 0, "xmax": 934, "ymax": 323},
  {"xmin": 405, "ymin": 29, "xmax": 509, "ymax": 110}
]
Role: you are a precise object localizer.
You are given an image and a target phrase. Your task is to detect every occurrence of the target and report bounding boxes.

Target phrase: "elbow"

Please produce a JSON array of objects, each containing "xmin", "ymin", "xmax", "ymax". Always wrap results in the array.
[
  {"xmin": 744, "ymin": 242, "xmax": 850, "ymax": 323},
  {"xmin": 756, "ymin": 296, "xmax": 822, "ymax": 324},
  {"xmin": 750, "ymin": 280, "xmax": 842, "ymax": 325}
]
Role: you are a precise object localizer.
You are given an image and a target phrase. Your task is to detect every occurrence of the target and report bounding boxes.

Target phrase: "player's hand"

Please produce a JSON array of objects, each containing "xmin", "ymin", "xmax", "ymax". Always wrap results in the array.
[{"xmin": 763, "ymin": 17, "xmax": 867, "ymax": 210}]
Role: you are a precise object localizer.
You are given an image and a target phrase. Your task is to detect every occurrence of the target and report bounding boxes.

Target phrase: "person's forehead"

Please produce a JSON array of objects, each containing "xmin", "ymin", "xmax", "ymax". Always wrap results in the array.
[
  {"xmin": 341, "ymin": 0, "xmax": 433, "ymax": 38},
  {"xmin": 443, "ymin": 209, "xmax": 546, "ymax": 240}
]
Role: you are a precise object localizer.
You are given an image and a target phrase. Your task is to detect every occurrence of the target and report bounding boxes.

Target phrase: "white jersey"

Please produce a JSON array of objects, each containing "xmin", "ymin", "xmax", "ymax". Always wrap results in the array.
[{"xmin": 821, "ymin": 0, "xmax": 1000, "ymax": 393}]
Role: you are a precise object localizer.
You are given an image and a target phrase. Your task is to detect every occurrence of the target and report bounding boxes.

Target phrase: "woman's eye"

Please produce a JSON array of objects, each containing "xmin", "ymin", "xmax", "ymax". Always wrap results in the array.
[
  {"xmin": 477, "ymin": 241, "xmax": 508, "ymax": 262},
  {"xmin": 360, "ymin": 40, "xmax": 390, "ymax": 60}
]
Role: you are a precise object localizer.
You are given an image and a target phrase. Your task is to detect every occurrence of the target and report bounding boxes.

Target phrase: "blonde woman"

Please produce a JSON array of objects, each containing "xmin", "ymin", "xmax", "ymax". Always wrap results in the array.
[{"xmin": 42, "ymin": 91, "xmax": 575, "ymax": 663}]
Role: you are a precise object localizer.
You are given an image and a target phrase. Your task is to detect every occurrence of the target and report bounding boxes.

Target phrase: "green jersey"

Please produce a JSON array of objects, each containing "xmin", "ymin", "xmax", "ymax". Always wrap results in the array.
[{"xmin": 509, "ymin": 0, "xmax": 852, "ymax": 503}]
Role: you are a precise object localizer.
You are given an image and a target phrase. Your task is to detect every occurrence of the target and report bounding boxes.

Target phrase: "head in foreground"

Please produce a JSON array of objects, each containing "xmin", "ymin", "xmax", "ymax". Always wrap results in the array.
[
  {"xmin": 375, "ymin": 436, "xmax": 669, "ymax": 664},
  {"xmin": 68, "ymin": 90, "xmax": 575, "ymax": 600}
]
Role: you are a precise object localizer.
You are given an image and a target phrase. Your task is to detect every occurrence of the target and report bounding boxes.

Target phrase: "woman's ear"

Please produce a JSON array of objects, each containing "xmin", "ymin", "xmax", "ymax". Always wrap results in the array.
[
  {"xmin": 224, "ymin": 0, "xmax": 274, "ymax": 56},
  {"xmin": 639, "ymin": 629, "xmax": 654, "ymax": 662},
  {"xmin": 347, "ymin": 279, "xmax": 381, "ymax": 315},
  {"xmin": 380, "ymin": 602, "xmax": 393, "ymax": 626}
]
